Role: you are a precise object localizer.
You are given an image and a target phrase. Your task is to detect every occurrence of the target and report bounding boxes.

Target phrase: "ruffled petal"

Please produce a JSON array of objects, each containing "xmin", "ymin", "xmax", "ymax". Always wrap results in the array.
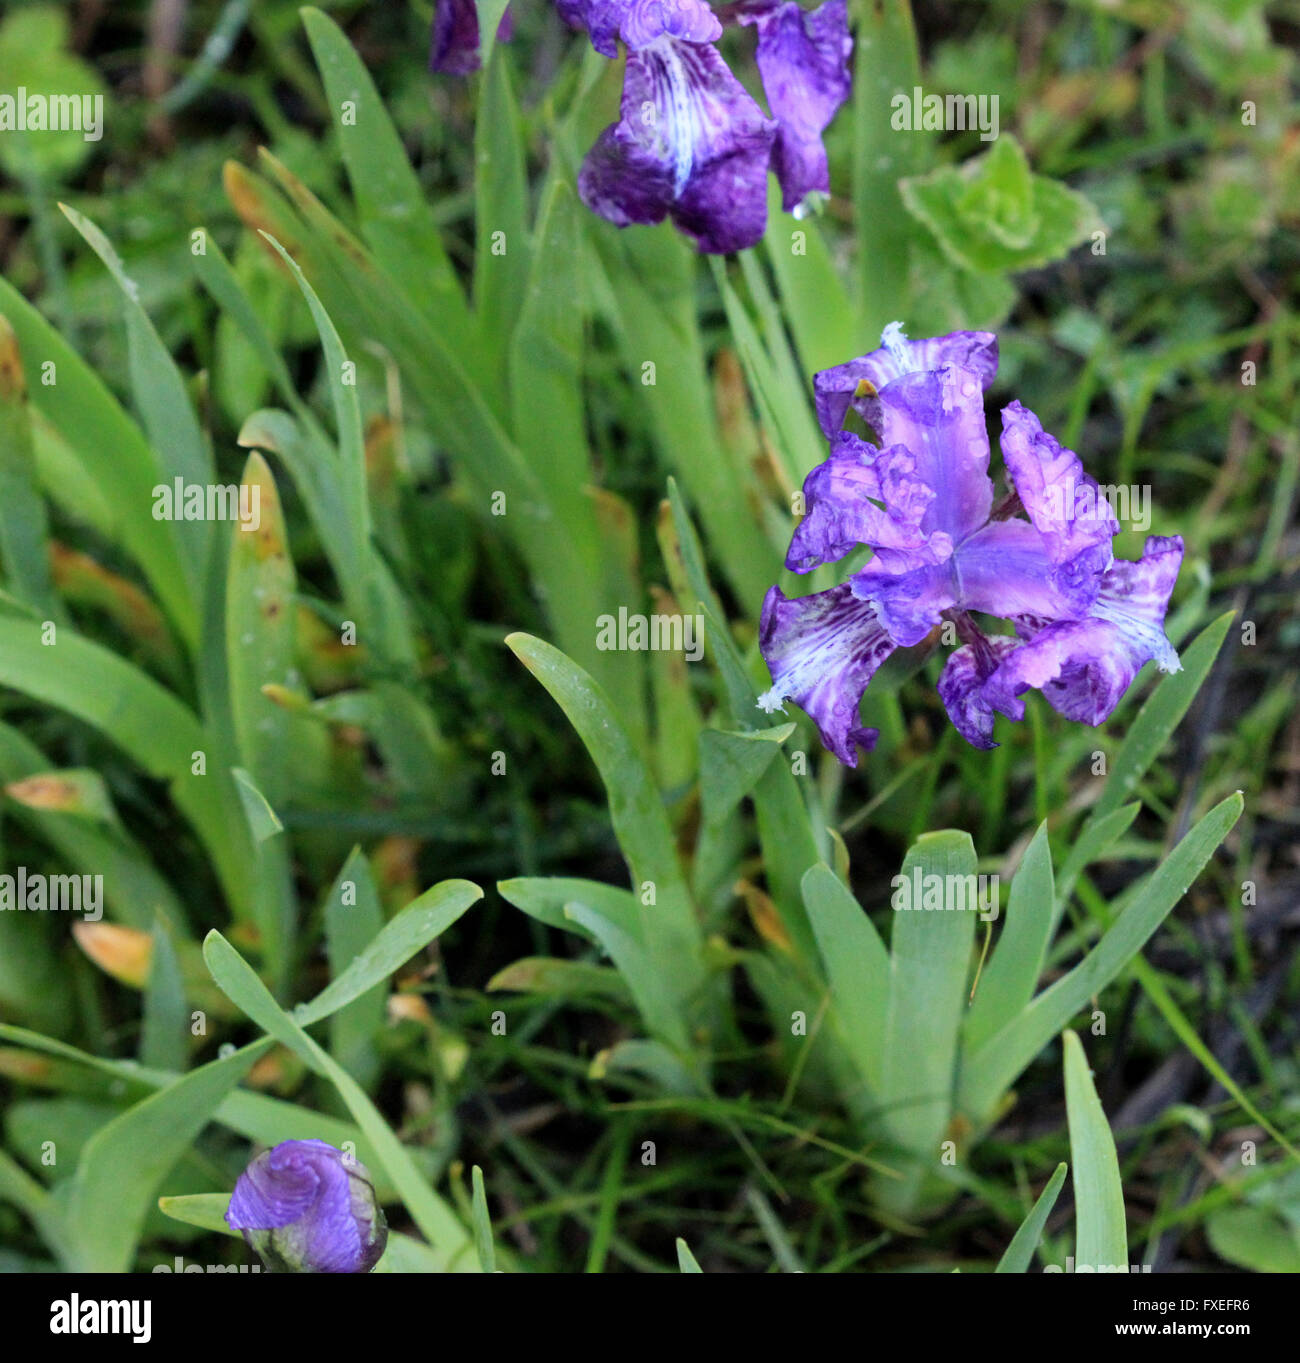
[
  {"xmin": 851, "ymin": 558, "xmax": 953, "ymax": 647},
  {"xmin": 953, "ymin": 518, "xmax": 1099, "ymax": 621},
  {"xmin": 867, "ymin": 363, "xmax": 995, "ymax": 543},
  {"xmin": 741, "ymin": 0, "xmax": 852, "ymax": 210},
  {"xmin": 984, "ymin": 535, "xmax": 1184, "ymax": 725},
  {"xmin": 999, "ymin": 400, "xmax": 1116, "ymax": 593},
  {"xmin": 578, "ymin": 38, "xmax": 777, "ymax": 253},
  {"xmin": 814, "ymin": 323, "xmax": 998, "ymax": 440},
  {"xmin": 757, "ymin": 583, "xmax": 894, "ymax": 766},
  {"xmin": 621, "ymin": 0, "xmax": 723, "ymax": 48},
  {"xmin": 937, "ymin": 634, "xmax": 1019, "ymax": 749}
]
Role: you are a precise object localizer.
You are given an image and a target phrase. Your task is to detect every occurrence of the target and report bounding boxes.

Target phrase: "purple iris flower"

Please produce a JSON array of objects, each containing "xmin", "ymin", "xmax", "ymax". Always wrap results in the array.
[
  {"xmin": 563, "ymin": 0, "xmax": 852, "ymax": 252},
  {"xmin": 759, "ymin": 324, "xmax": 1184, "ymax": 766},
  {"xmin": 226, "ymin": 1139, "xmax": 387, "ymax": 1273},
  {"xmin": 430, "ymin": 0, "xmax": 514, "ymax": 75}
]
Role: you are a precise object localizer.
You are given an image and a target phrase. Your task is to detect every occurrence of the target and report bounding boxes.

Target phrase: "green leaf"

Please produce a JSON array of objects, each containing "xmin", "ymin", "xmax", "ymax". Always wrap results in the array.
[
  {"xmin": 65, "ymin": 1039, "xmax": 270, "ymax": 1270},
  {"xmin": 202, "ymin": 931, "xmax": 476, "ymax": 1268},
  {"xmin": 802, "ymin": 864, "xmax": 889, "ymax": 1094},
  {"xmin": 1206, "ymin": 1206, "xmax": 1300, "ymax": 1273},
  {"xmin": 995, "ymin": 1162, "xmax": 1067, "ymax": 1273},
  {"xmin": 965, "ymin": 822, "xmax": 1054, "ymax": 1051},
  {"xmin": 0, "ymin": 316, "xmax": 57, "ymax": 615},
  {"xmin": 300, "ymin": 6, "xmax": 474, "ymax": 348},
  {"xmin": 900, "ymin": 135, "xmax": 1100, "ymax": 276},
  {"xmin": 496, "ymin": 875, "xmax": 637, "ymax": 944},
  {"xmin": 1063, "ymin": 1030, "xmax": 1128, "ymax": 1271},
  {"xmin": 471, "ymin": 1166, "xmax": 496, "ymax": 1274},
  {"xmin": 879, "ymin": 831, "xmax": 978, "ymax": 1184},
  {"xmin": 699, "ymin": 726, "xmax": 794, "ymax": 828},
  {"xmin": 157, "ymin": 1192, "xmax": 240, "ymax": 1238},
  {"xmin": 141, "ymin": 918, "xmax": 188, "ymax": 1073},
  {"xmin": 504, "ymin": 634, "xmax": 703, "ymax": 996},
  {"xmin": 298, "ymin": 878, "xmax": 483, "ymax": 1027},
  {"xmin": 487, "ymin": 957, "xmax": 631, "ymax": 1003},
  {"xmin": 676, "ymin": 1237, "xmax": 703, "ymax": 1272},
  {"xmin": 323, "ymin": 849, "xmax": 386, "ymax": 1089},
  {"xmin": 959, "ymin": 793, "xmax": 1243, "ymax": 1121},
  {"xmin": 1054, "ymin": 802, "xmax": 1140, "ymax": 929},
  {"xmin": 1092, "ymin": 612, "xmax": 1233, "ymax": 822}
]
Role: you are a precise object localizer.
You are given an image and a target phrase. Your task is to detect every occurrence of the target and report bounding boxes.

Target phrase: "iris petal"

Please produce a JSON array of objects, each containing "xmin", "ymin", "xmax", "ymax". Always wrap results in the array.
[
  {"xmin": 757, "ymin": 583, "xmax": 894, "ymax": 766},
  {"xmin": 937, "ymin": 634, "xmax": 1019, "ymax": 749},
  {"xmin": 814, "ymin": 324, "xmax": 998, "ymax": 440},
  {"xmin": 741, "ymin": 0, "xmax": 853, "ymax": 210},
  {"xmin": 984, "ymin": 535, "xmax": 1184, "ymax": 725},
  {"xmin": 578, "ymin": 38, "xmax": 777, "ymax": 253}
]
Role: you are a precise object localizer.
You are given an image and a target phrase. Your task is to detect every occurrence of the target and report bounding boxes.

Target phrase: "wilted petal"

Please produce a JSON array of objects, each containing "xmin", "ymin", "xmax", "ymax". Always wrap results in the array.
[
  {"xmin": 999, "ymin": 400, "xmax": 1116, "ymax": 594},
  {"xmin": 757, "ymin": 583, "xmax": 894, "ymax": 766},
  {"xmin": 851, "ymin": 557, "xmax": 953, "ymax": 647},
  {"xmin": 814, "ymin": 323, "xmax": 998, "ymax": 439},
  {"xmin": 429, "ymin": 0, "xmax": 512, "ymax": 74},
  {"xmin": 937, "ymin": 634, "xmax": 1019, "ymax": 749},
  {"xmin": 578, "ymin": 38, "xmax": 777, "ymax": 253},
  {"xmin": 741, "ymin": 0, "xmax": 852, "ymax": 210},
  {"xmin": 984, "ymin": 535, "xmax": 1184, "ymax": 725}
]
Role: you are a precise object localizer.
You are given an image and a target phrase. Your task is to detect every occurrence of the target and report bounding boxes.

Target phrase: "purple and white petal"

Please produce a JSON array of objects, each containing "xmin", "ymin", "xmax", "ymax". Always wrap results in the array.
[
  {"xmin": 813, "ymin": 323, "xmax": 998, "ymax": 439},
  {"xmin": 983, "ymin": 536, "xmax": 1184, "ymax": 725},
  {"xmin": 757, "ymin": 582, "xmax": 894, "ymax": 766},
  {"xmin": 851, "ymin": 558, "xmax": 953, "ymax": 647},
  {"xmin": 937, "ymin": 633, "xmax": 1019, "ymax": 749},
  {"xmin": 999, "ymin": 400, "xmax": 1116, "ymax": 592},
  {"xmin": 953, "ymin": 518, "xmax": 1099, "ymax": 621},
  {"xmin": 740, "ymin": 0, "xmax": 852, "ymax": 210},
  {"xmin": 578, "ymin": 39, "xmax": 777, "ymax": 253}
]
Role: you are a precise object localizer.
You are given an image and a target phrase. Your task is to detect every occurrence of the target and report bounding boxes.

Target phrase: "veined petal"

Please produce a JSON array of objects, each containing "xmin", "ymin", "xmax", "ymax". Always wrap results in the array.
[
  {"xmin": 814, "ymin": 323, "xmax": 998, "ymax": 439},
  {"xmin": 741, "ymin": 0, "xmax": 852, "ymax": 211},
  {"xmin": 621, "ymin": 0, "xmax": 722, "ymax": 48},
  {"xmin": 851, "ymin": 557, "xmax": 953, "ymax": 647},
  {"xmin": 954, "ymin": 518, "xmax": 1100, "ymax": 621},
  {"xmin": 578, "ymin": 39, "xmax": 777, "ymax": 253},
  {"xmin": 937, "ymin": 634, "xmax": 1019, "ymax": 749},
  {"xmin": 999, "ymin": 400, "xmax": 1117, "ymax": 587},
  {"xmin": 984, "ymin": 535, "xmax": 1184, "ymax": 725},
  {"xmin": 869, "ymin": 364, "xmax": 995, "ymax": 542},
  {"xmin": 757, "ymin": 583, "xmax": 894, "ymax": 766}
]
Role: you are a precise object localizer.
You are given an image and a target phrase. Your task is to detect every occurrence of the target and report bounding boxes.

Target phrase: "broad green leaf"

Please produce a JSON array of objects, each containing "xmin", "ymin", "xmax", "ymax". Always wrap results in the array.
[
  {"xmin": 298, "ymin": 878, "xmax": 483, "ymax": 1027},
  {"xmin": 1206, "ymin": 1206, "xmax": 1300, "ymax": 1273},
  {"xmin": 959, "ymin": 793, "xmax": 1243, "ymax": 1120},
  {"xmin": 995, "ymin": 1162, "xmax": 1067, "ymax": 1273},
  {"xmin": 676, "ymin": 1237, "xmax": 703, "ymax": 1272},
  {"xmin": 65, "ymin": 1039, "xmax": 270, "ymax": 1270},
  {"xmin": 879, "ymin": 831, "xmax": 978, "ymax": 1181},
  {"xmin": 1063, "ymin": 1030, "xmax": 1128, "ymax": 1271},
  {"xmin": 202, "ymin": 931, "xmax": 475, "ymax": 1268},
  {"xmin": 965, "ymin": 822, "xmax": 1054, "ymax": 1051},
  {"xmin": 488, "ymin": 957, "xmax": 631, "ymax": 1003},
  {"xmin": 699, "ymin": 725, "xmax": 795, "ymax": 828},
  {"xmin": 802, "ymin": 864, "xmax": 889, "ymax": 1093}
]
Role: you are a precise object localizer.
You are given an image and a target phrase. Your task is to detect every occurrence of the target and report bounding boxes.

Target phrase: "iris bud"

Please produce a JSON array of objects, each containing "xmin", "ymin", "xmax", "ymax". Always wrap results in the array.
[{"xmin": 226, "ymin": 1139, "xmax": 387, "ymax": 1273}]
